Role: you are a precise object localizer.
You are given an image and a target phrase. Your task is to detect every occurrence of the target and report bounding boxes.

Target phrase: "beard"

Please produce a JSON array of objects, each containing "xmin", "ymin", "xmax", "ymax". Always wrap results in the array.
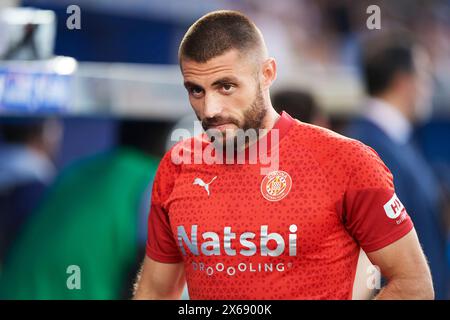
[{"xmin": 200, "ymin": 87, "xmax": 267, "ymax": 152}]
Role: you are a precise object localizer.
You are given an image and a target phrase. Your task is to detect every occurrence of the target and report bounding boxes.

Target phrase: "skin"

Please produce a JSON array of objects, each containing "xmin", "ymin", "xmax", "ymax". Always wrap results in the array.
[
  {"xmin": 133, "ymin": 257, "xmax": 185, "ymax": 300},
  {"xmin": 370, "ymin": 229, "xmax": 434, "ymax": 299},
  {"xmin": 181, "ymin": 49, "xmax": 280, "ymax": 150},
  {"xmin": 19, "ymin": 118, "xmax": 62, "ymax": 163},
  {"xmin": 133, "ymin": 48, "xmax": 434, "ymax": 300}
]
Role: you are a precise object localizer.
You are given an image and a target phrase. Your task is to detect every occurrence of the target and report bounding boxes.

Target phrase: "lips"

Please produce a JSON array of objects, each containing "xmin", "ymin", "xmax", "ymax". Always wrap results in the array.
[
  {"xmin": 202, "ymin": 117, "xmax": 239, "ymax": 132},
  {"xmin": 213, "ymin": 123, "xmax": 233, "ymax": 130},
  {"xmin": 208, "ymin": 123, "xmax": 234, "ymax": 131}
]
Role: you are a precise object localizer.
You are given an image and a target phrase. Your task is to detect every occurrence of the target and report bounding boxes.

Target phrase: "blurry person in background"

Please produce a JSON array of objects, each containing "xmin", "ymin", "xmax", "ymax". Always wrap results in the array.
[
  {"xmin": 346, "ymin": 33, "xmax": 450, "ymax": 299},
  {"xmin": 271, "ymin": 89, "xmax": 329, "ymax": 128},
  {"xmin": 0, "ymin": 118, "xmax": 62, "ymax": 267},
  {"xmin": 0, "ymin": 120, "xmax": 170, "ymax": 299}
]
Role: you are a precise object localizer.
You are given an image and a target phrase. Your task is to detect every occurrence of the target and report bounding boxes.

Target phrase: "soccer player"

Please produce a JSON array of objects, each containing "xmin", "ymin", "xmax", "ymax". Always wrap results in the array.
[{"xmin": 133, "ymin": 10, "xmax": 433, "ymax": 300}]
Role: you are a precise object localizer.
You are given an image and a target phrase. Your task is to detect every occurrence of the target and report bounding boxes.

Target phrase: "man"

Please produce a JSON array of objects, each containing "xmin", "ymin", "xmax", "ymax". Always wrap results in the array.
[
  {"xmin": 0, "ymin": 118, "xmax": 61, "ymax": 266},
  {"xmin": 0, "ymin": 120, "xmax": 164, "ymax": 299},
  {"xmin": 133, "ymin": 10, "xmax": 433, "ymax": 300},
  {"xmin": 346, "ymin": 33, "xmax": 449, "ymax": 299}
]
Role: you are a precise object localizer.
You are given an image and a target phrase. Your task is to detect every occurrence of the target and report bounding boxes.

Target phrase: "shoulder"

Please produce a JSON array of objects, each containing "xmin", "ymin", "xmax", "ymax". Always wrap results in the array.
[
  {"xmin": 290, "ymin": 121, "xmax": 377, "ymax": 162},
  {"xmin": 160, "ymin": 134, "xmax": 208, "ymax": 169},
  {"xmin": 154, "ymin": 134, "xmax": 207, "ymax": 192},
  {"xmin": 288, "ymin": 122, "xmax": 391, "ymax": 185}
]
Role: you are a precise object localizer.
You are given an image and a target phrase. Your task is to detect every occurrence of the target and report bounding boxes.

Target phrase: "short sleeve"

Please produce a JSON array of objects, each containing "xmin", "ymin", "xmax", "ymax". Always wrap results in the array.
[
  {"xmin": 146, "ymin": 151, "xmax": 183, "ymax": 263},
  {"xmin": 343, "ymin": 142, "xmax": 414, "ymax": 253}
]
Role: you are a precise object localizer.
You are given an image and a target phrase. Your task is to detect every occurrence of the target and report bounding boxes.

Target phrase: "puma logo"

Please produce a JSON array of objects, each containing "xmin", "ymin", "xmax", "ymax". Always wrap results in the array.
[{"xmin": 193, "ymin": 176, "xmax": 217, "ymax": 196}]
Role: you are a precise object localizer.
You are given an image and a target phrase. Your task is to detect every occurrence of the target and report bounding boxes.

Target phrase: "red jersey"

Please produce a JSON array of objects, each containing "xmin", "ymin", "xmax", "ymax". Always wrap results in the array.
[{"xmin": 146, "ymin": 111, "xmax": 414, "ymax": 299}]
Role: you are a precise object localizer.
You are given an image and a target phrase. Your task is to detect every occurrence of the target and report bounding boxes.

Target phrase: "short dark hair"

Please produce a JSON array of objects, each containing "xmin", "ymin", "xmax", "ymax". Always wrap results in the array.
[
  {"xmin": 0, "ymin": 118, "xmax": 45, "ymax": 144},
  {"xmin": 179, "ymin": 10, "xmax": 264, "ymax": 63},
  {"xmin": 117, "ymin": 120, "xmax": 172, "ymax": 157},
  {"xmin": 272, "ymin": 90, "xmax": 320, "ymax": 124},
  {"xmin": 361, "ymin": 34, "xmax": 416, "ymax": 96}
]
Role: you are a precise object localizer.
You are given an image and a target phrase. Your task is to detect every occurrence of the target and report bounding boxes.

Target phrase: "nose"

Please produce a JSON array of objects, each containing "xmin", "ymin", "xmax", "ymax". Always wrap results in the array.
[{"xmin": 203, "ymin": 92, "xmax": 222, "ymax": 119}]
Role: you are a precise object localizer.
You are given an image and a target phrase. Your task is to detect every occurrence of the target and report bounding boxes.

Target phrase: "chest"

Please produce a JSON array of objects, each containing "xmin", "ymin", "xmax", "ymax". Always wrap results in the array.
[{"xmin": 164, "ymin": 157, "xmax": 345, "ymax": 259}]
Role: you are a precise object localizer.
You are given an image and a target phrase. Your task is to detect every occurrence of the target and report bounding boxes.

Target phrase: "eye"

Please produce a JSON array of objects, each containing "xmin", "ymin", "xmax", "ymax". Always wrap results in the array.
[
  {"xmin": 220, "ymin": 83, "xmax": 235, "ymax": 94},
  {"xmin": 189, "ymin": 86, "xmax": 204, "ymax": 98}
]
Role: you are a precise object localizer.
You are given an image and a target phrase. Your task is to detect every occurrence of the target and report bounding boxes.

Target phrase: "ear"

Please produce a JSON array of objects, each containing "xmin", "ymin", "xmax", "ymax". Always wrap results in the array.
[{"xmin": 261, "ymin": 57, "xmax": 277, "ymax": 89}]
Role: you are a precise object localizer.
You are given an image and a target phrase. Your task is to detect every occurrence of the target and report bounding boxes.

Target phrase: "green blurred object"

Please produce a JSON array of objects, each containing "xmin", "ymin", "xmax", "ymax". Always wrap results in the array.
[{"xmin": 0, "ymin": 148, "xmax": 159, "ymax": 299}]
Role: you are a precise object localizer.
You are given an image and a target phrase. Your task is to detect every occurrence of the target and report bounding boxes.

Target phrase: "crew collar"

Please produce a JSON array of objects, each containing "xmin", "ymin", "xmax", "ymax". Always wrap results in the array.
[{"xmin": 202, "ymin": 111, "xmax": 295, "ymax": 164}]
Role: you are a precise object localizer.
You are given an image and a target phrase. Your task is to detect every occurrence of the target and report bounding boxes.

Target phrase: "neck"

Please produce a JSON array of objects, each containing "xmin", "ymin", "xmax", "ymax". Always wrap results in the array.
[
  {"xmin": 26, "ymin": 141, "xmax": 52, "ymax": 161},
  {"xmin": 263, "ymin": 106, "xmax": 280, "ymax": 131},
  {"xmin": 245, "ymin": 104, "xmax": 280, "ymax": 149},
  {"xmin": 229, "ymin": 104, "xmax": 280, "ymax": 155},
  {"xmin": 375, "ymin": 91, "xmax": 411, "ymax": 122}
]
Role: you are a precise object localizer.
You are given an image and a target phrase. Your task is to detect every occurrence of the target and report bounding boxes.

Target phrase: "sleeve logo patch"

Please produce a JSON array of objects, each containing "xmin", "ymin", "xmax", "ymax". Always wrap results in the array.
[{"xmin": 383, "ymin": 193, "xmax": 406, "ymax": 220}]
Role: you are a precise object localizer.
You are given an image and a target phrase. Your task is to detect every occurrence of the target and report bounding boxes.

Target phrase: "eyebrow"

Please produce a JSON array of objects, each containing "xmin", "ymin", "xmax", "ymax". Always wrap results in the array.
[
  {"xmin": 183, "ymin": 76, "xmax": 239, "ymax": 90},
  {"xmin": 211, "ymin": 76, "xmax": 239, "ymax": 87},
  {"xmin": 183, "ymin": 81, "xmax": 201, "ymax": 90}
]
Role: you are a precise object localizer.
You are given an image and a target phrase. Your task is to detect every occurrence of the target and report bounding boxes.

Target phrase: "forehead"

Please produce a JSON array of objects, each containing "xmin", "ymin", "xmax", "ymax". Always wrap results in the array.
[{"xmin": 181, "ymin": 49, "xmax": 254, "ymax": 83}]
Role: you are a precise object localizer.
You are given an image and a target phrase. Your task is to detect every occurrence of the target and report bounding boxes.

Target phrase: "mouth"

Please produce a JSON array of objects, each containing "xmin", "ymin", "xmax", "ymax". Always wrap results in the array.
[{"xmin": 208, "ymin": 123, "xmax": 235, "ymax": 131}]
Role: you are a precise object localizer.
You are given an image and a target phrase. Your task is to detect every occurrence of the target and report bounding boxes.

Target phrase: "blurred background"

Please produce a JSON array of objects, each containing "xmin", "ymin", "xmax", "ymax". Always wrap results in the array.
[{"xmin": 0, "ymin": 0, "xmax": 449, "ymax": 299}]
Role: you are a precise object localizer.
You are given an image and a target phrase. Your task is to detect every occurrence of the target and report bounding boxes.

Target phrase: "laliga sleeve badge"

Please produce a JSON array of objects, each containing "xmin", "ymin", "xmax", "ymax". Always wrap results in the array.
[
  {"xmin": 384, "ymin": 193, "xmax": 408, "ymax": 224},
  {"xmin": 261, "ymin": 170, "xmax": 292, "ymax": 201}
]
